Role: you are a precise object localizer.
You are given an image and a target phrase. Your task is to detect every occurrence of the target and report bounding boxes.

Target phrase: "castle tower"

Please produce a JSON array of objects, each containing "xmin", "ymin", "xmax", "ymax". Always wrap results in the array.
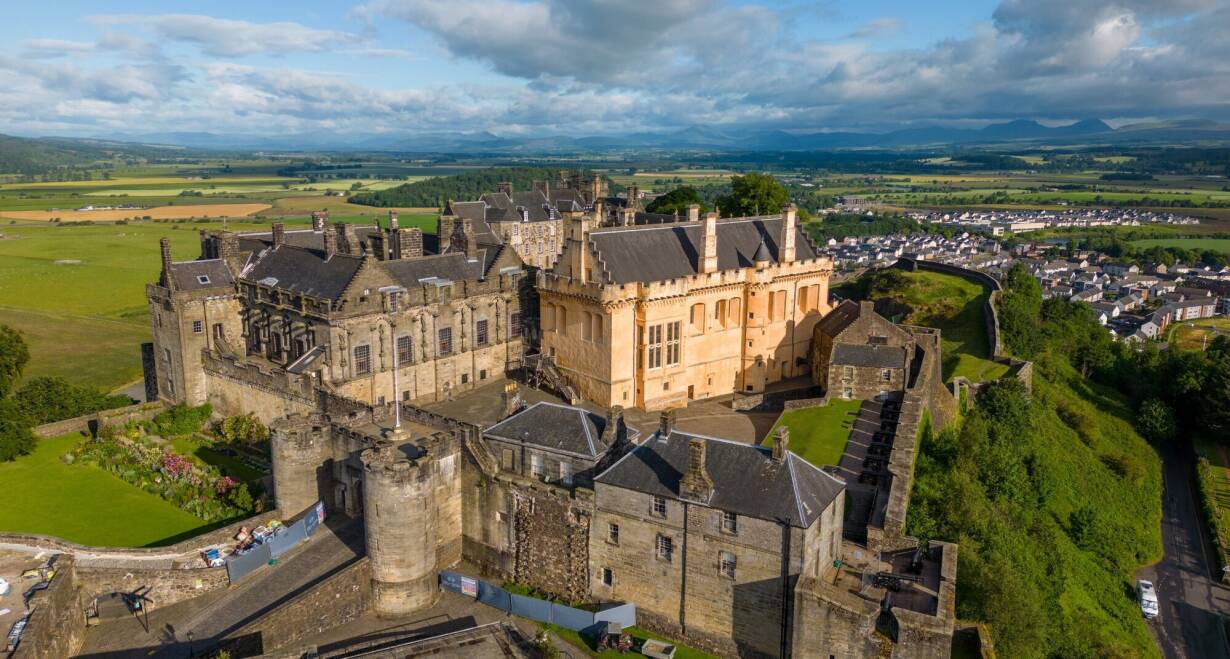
[
  {"xmin": 269, "ymin": 414, "xmax": 332, "ymax": 516},
  {"xmin": 362, "ymin": 442, "xmax": 439, "ymax": 618}
]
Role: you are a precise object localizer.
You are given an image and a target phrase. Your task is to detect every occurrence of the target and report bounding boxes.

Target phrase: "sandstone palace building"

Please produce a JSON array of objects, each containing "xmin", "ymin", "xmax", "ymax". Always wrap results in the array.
[
  {"xmin": 142, "ymin": 174, "xmax": 955, "ymax": 658},
  {"xmin": 540, "ymin": 204, "xmax": 831, "ymax": 409}
]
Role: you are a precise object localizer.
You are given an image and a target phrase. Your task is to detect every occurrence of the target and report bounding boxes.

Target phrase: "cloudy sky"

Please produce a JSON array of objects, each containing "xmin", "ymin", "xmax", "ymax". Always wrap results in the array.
[{"xmin": 2, "ymin": 0, "xmax": 1228, "ymax": 138}]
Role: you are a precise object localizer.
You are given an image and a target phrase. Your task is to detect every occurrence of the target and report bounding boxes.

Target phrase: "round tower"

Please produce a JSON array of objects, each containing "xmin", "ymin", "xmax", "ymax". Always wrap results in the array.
[
  {"xmin": 270, "ymin": 414, "xmax": 332, "ymax": 517},
  {"xmin": 362, "ymin": 442, "xmax": 439, "ymax": 618}
]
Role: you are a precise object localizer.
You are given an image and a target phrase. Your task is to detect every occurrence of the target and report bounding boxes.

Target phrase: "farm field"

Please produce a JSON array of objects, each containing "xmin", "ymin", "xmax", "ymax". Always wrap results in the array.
[
  {"xmin": 1165, "ymin": 318, "xmax": 1230, "ymax": 351},
  {"xmin": 0, "ymin": 433, "xmax": 209, "ymax": 547},
  {"xmin": 763, "ymin": 398, "xmax": 863, "ymax": 468},
  {"xmin": 1, "ymin": 202, "xmax": 271, "ymax": 222}
]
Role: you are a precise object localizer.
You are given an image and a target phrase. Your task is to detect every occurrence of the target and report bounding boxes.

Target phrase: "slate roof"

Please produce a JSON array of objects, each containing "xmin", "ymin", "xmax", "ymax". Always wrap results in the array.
[
  {"xmin": 830, "ymin": 343, "xmax": 907, "ymax": 369},
  {"xmin": 484, "ymin": 402, "xmax": 638, "ymax": 458},
  {"xmin": 241, "ymin": 245, "xmax": 364, "ymax": 300},
  {"xmin": 383, "ymin": 252, "xmax": 486, "ymax": 286},
  {"xmin": 596, "ymin": 430, "xmax": 844, "ymax": 527},
  {"xmin": 581, "ymin": 216, "xmax": 821, "ymax": 284},
  {"xmin": 168, "ymin": 259, "xmax": 234, "ymax": 291},
  {"xmin": 815, "ymin": 299, "xmax": 861, "ymax": 338}
]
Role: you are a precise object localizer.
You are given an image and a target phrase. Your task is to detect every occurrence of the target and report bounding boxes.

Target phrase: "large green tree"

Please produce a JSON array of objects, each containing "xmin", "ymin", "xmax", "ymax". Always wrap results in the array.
[
  {"xmin": 12, "ymin": 376, "xmax": 131, "ymax": 426},
  {"xmin": 645, "ymin": 186, "xmax": 707, "ymax": 216},
  {"xmin": 714, "ymin": 173, "xmax": 791, "ymax": 217},
  {"xmin": 0, "ymin": 400, "xmax": 34, "ymax": 462},
  {"xmin": 0, "ymin": 325, "xmax": 29, "ymax": 398}
]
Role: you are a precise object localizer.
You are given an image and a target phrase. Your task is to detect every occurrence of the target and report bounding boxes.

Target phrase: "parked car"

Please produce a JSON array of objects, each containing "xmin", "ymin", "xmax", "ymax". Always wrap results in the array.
[{"xmin": 1138, "ymin": 579, "xmax": 1159, "ymax": 619}]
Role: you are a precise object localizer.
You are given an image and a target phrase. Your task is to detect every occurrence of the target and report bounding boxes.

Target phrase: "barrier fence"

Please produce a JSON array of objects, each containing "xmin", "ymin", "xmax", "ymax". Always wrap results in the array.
[
  {"xmin": 439, "ymin": 571, "xmax": 635, "ymax": 636},
  {"xmin": 226, "ymin": 502, "xmax": 325, "ymax": 583}
]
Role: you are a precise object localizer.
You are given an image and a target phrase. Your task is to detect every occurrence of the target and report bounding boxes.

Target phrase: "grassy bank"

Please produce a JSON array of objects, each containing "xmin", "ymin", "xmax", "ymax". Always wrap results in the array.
[{"xmin": 764, "ymin": 399, "xmax": 862, "ymax": 467}]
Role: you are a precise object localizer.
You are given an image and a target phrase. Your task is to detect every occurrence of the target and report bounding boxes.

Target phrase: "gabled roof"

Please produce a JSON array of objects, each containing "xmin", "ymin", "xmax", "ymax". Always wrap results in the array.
[
  {"xmin": 579, "ymin": 216, "xmax": 821, "ymax": 284},
  {"xmin": 484, "ymin": 402, "xmax": 638, "ymax": 458},
  {"xmin": 831, "ymin": 343, "xmax": 907, "ymax": 369},
  {"xmin": 168, "ymin": 259, "xmax": 234, "ymax": 291},
  {"xmin": 595, "ymin": 430, "xmax": 844, "ymax": 528},
  {"xmin": 816, "ymin": 299, "xmax": 861, "ymax": 337},
  {"xmin": 242, "ymin": 245, "xmax": 364, "ymax": 300},
  {"xmin": 383, "ymin": 252, "xmax": 485, "ymax": 287}
]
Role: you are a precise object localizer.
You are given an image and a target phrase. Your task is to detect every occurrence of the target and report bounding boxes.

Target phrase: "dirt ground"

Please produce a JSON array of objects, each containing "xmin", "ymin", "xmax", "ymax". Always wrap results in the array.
[{"xmin": 0, "ymin": 203, "xmax": 271, "ymax": 222}]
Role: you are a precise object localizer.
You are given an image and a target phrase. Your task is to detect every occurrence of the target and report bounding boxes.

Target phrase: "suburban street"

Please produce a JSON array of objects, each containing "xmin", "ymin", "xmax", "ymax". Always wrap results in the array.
[{"xmin": 1139, "ymin": 441, "xmax": 1230, "ymax": 659}]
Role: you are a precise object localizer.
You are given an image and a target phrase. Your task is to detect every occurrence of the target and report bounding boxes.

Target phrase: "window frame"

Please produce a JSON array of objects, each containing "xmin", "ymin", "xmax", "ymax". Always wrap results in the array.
[
  {"xmin": 721, "ymin": 511, "xmax": 738, "ymax": 534},
  {"xmin": 192, "ymin": 320, "xmax": 203, "ymax": 334},
  {"xmin": 353, "ymin": 344, "xmax": 372, "ymax": 375},
  {"xmin": 396, "ymin": 334, "xmax": 413, "ymax": 364},
  {"xmin": 476, "ymin": 319, "xmax": 489, "ymax": 346},
  {"xmin": 438, "ymin": 326, "xmax": 453, "ymax": 356},
  {"xmin": 656, "ymin": 534, "xmax": 673, "ymax": 562},
  {"xmin": 607, "ymin": 523, "xmax": 620, "ymax": 545},
  {"xmin": 719, "ymin": 551, "xmax": 737, "ymax": 578},
  {"xmin": 651, "ymin": 495, "xmax": 667, "ymax": 517}
]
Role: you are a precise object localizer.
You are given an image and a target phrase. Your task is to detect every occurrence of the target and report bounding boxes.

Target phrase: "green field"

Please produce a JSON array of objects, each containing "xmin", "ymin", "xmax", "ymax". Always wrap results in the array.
[
  {"xmin": 170, "ymin": 436, "xmax": 266, "ymax": 483},
  {"xmin": 1165, "ymin": 318, "xmax": 1230, "ymax": 351},
  {"xmin": 1130, "ymin": 238, "xmax": 1230, "ymax": 252},
  {"xmin": 889, "ymin": 270, "xmax": 1010, "ymax": 382},
  {"xmin": 0, "ymin": 433, "xmax": 210, "ymax": 546},
  {"xmin": 764, "ymin": 398, "xmax": 862, "ymax": 468}
]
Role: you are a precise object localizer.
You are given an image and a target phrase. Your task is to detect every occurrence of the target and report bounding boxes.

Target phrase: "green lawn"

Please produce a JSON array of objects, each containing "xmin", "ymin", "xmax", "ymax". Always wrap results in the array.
[
  {"xmin": 0, "ymin": 434, "xmax": 211, "ymax": 547},
  {"xmin": 171, "ymin": 436, "xmax": 266, "ymax": 483},
  {"xmin": 764, "ymin": 399, "xmax": 863, "ymax": 468},
  {"xmin": 546, "ymin": 624, "xmax": 716, "ymax": 659},
  {"xmin": 894, "ymin": 270, "xmax": 1010, "ymax": 383}
]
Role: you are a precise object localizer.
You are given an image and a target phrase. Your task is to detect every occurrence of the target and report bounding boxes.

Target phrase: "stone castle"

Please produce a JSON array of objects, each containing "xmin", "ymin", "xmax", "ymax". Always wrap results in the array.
[{"xmin": 144, "ymin": 173, "xmax": 957, "ymax": 657}]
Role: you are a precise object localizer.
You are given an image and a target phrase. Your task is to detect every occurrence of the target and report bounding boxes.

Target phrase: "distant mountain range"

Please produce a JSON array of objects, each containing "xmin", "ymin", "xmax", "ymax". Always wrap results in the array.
[{"xmin": 5, "ymin": 119, "xmax": 1230, "ymax": 163}]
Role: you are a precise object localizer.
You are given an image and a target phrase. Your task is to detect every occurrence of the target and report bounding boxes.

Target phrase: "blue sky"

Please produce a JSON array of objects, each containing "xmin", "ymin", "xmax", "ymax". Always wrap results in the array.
[{"xmin": 1, "ymin": 0, "xmax": 1226, "ymax": 138}]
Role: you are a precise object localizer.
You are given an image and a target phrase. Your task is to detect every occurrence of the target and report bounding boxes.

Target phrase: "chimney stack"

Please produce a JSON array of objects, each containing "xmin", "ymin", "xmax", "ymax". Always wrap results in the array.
[
  {"xmin": 389, "ymin": 211, "xmax": 399, "ymax": 230},
  {"xmin": 159, "ymin": 238, "xmax": 175, "ymax": 290},
  {"xmin": 271, "ymin": 222, "xmax": 285, "ymax": 247},
  {"xmin": 687, "ymin": 204, "xmax": 700, "ymax": 223},
  {"xmin": 680, "ymin": 438, "xmax": 714, "ymax": 503},
  {"xmin": 339, "ymin": 222, "xmax": 361, "ymax": 255},
  {"xmin": 532, "ymin": 180, "xmax": 549, "ymax": 196},
  {"xmin": 461, "ymin": 218, "xmax": 478, "ymax": 256},
  {"xmin": 779, "ymin": 204, "xmax": 797, "ymax": 263},
  {"xmin": 438, "ymin": 213, "xmax": 455, "ymax": 254},
  {"xmin": 497, "ymin": 181, "xmax": 513, "ymax": 197},
  {"xmin": 311, "ymin": 210, "xmax": 328, "ymax": 232},
  {"xmin": 772, "ymin": 426, "xmax": 789, "ymax": 461},
  {"xmin": 602, "ymin": 405, "xmax": 624, "ymax": 445},
  {"xmin": 399, "ymin": 228, "xmax": 424, "ymax": 259},
  {"xmin": 501, "ymin": 382, "xmax": 522, "ymax": 419},
  {"xmin": 217, "ymin": 231, "xmax": 239, "ymax": 264},
  {"xmin": 701, "ymin": 211, "xmax": 719, "ymax": 274},
  {"xmin": 323, "ymin": 224, "xmax": 337, "ymax": 257},
  {"xmin": 627, "ymin": 184, "xmax": 640, "ymax": 209},
  {"xmin": 659, "ymin": 409, "xmax": 676, "ymax": 438}
]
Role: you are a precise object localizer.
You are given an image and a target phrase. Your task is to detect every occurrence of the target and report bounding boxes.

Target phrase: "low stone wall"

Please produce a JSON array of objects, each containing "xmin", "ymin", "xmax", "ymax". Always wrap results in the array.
[
  {"xmin": 896, "ymin": 257, "xmax": 1004, "ymax": 357},
  {"xmin": 12, "ymin": 556, "xmax": 85, "ymax": 659},
  {"xmin": 220, "ymin": 557, "xmax": 372, "ymax": 657},
  {"xmin": 0, "ymin": 508, "xmax": 280, "ymax": 566},
  {"xmin": 32, "ymin": 402, "xmax": 166, "ymax": 439},
  {"xmin": 75, "ymin": 564, "xmax": 229, "ymax": 610}
]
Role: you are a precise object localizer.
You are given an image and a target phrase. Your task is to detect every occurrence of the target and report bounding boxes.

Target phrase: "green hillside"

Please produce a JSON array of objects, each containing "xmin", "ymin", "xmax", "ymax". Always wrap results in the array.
[{"xmin": 349, "ymin": 167, "xmax": 616, "ymax": 208}]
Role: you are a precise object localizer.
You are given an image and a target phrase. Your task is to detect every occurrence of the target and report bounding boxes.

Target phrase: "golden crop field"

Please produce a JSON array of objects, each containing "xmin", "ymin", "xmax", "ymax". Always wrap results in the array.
[{"xmin": 1, "ymin": 203, "xmax": 271, "ymax": 221}]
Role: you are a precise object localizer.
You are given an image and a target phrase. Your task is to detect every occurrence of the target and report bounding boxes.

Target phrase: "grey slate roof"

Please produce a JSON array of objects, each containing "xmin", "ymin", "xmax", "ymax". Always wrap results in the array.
[
  {"xmin": 169, "ymin": 259, "xmax": 234, "ymax": 291},
  {"xmin": 830, "ymin": 343, "xmax": 907, "ymax": 369},
  {"xmin": 242, "ymin": 245, "xmax": 364, "ymax": 300},
  {"xmin": 485, "ymin": 402, "xmax": 623, "ymax": 458},
  {"xmin": 583, "ymin": 216, "xmax": 821, "ymax": 284},
  {"xmin": 815, "ymin": 299, "xmax": 861, "ymax": 338},
  {"xmin": 383, "ymin": 252, "xmax": 485, "ymax": 287},
  {"xmin": 595, "ymin": 430, "xmax": 844, "ymax": 527}
]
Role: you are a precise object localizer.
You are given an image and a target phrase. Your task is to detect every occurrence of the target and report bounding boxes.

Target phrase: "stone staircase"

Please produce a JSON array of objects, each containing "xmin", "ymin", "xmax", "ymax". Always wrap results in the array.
[{"xmin": 525, "ymin": 354, "xmax": 580, "ymax": 405}]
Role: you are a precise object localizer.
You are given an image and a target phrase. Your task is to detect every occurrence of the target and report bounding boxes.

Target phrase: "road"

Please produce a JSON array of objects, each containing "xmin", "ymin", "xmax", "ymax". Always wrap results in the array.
[{"xmin": 1138, "ymin": 440, "xmax": 1230, "ymax": 659}]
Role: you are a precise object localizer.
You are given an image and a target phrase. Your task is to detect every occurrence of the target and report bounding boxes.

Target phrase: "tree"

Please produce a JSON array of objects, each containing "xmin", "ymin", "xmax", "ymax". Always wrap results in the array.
[
  {"xmin": 999, "ymin": 264, "xmax": 1043, "ymax": 358},
  {"xmin": 218, "ymin": 414, "xmax": 269, "ymax": 446},
  {"xmin": 1135, "ymin": 398, "xmax": 1176, "ymax": 443},
  {"xmin": 13, "ymin": 376, "xmax": 130, "ymax": 425},
  {"xmin": 0, "ymin": 399, "xmax": 35, "ymax": 461},
  {"xmin": 645, "ymin": 186, "xmax": 707, "ymax": 216},
  {"xmin": 0, "ymin": 325, "xmax": 29, "ymax": 398},
  {"xmin": 714, "ymin": 173, "xmax": 791, "ymax": 217}
]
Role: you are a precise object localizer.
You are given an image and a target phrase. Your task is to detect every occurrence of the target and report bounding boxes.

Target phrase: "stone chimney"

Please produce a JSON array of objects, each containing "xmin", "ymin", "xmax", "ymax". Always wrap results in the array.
[
  {"xmin": 701, "ymin": 211, "xmax": 719, "ymax": 274},
  {"xmin": 859, "ymin": 300, "xmax": 875, "ymax": 317},
  {"xmin": 593, "ymin": 200, "xmax": 605, "ymax": 226},
  {"xmin": 323, "ymin": 224, "xmax": 338, "ymax": 257},
  {"xmin": 779, "ymin": 204, "xmax": 797, "ymax": 263},
  {"xmin": 658, "ymin": 409, "xmax": 676, "ymax": 438},
  {"xmin": 772, "ymin": 426, "xmax": 789, "ymax": 461},
  {"xmin": 621, "ymin": 208, "xmax": 636, "ymax": 226},
  {"xmin": 389, "ymin": 211, "xmax": 399, "ymax": 230},
  {"xmin": 160, "ymin": 238, "xmax": 175, "ymax": 291},
  {"xmin": 399, "ymin": 228, "xmax": 424, "ymax": 259},
  {"xmin": 501, "ymin": 382, "xmax": 522, "ymax": 419},
  {"xmin": 627, "ymin": 184, "xmax": 640, "ymax": 209},
  {"xmin": 532, "ymin": 179, "xmax": 549, "ymax": 196},
  {"xmin": 311, "ymin": 210, "xmax": 328, "ymax": 232},
  {"xmin": 461, "ymin": 218, "xmax": 478, "ymax": 256},
  {"xmin": 679, "ymin": 438, "xmax": 714, "ymax": 503},
  {"xmin": 437, "ymin": 214, "xmax": 455, "ymax": 254},
  {"xmin": 338, "ymin": 222, "xmax": 361, "ymax": 255},
  {"xmin": 217, "ymin": 231, "xmax": 239, "ymax": 264},
  {"xmin": 497, "ymin": 181, "xmax": 513, "ymax": 197},
  {"xmin": 687, "ymin": 203, "xmax": 700, "ymax": 223},
  {"xmin": 568, "ymin": 213, "xmax": 591, "ymax": 282},
  {"xmin": 271, "ymin": 222, "xmax": 285, "ymax": 247},
  {"xmin": 602, "ymin": 405, "xmax": 624, "ymax": 445}
]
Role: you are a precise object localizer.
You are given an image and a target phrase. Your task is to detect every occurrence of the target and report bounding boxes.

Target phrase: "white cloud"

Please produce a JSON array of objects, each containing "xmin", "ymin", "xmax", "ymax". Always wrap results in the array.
[{"xmin": 90, "ymin": 14, "xmax": 362, "ymax": 57}]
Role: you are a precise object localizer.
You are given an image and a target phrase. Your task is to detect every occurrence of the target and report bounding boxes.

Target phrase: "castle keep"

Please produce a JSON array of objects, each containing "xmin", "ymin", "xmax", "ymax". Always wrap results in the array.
[{"xmin": 142, "ymin": 178, "xmax": 955, "ymax": 657}]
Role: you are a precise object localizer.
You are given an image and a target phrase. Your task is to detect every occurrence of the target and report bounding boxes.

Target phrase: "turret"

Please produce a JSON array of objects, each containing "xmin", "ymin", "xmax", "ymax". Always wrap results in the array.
[
  {"xmin": 362, "ymin": 442, "xmax": 439, "ymax": 617},
  {"xmin": 269, "ymin": 414, "xmax": 332, "ymax": 516}
]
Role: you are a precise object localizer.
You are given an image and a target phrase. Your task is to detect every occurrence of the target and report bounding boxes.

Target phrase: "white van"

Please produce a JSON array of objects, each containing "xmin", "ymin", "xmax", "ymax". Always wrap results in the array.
[{"xmin": 1137, "ymin": 580, "xmax": 1159, "ymax": 620}]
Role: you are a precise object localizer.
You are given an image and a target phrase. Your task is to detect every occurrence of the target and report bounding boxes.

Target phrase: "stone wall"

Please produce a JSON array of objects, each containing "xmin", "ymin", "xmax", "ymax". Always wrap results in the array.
[
  {"xmin": 895, "ymin": 257, "xmax": 1004, "ymax": 358},
  {"xmin": 221, "ymin": 558, "xmax": 372, "ymax": 657},
  {"xmin": 510, "ymin": 482, "xmax": 592, "ymax": 603},
  {"xmin": 74, "ymin": 564, "xmax": 229, "ymax": 611},
  {"xmin": 32, "ymin": 401, "xmax": 165, "ymax": 439},
  {"xmin": 12, "ymin": 556, "xmax": 85, "ymax": 659}
]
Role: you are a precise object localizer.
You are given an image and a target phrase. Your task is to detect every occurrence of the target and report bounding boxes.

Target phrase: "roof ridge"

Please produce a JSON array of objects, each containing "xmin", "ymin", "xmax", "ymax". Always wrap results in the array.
[{"xmin": 785, "ymin": 453, "xmax": 808, "ymax": 525}]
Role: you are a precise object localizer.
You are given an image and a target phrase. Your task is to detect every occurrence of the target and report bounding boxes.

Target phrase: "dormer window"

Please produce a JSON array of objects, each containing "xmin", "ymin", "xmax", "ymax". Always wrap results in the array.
[{"xmin": 196, "ymin": 275, "xmax": 211, "ymax": 285}]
